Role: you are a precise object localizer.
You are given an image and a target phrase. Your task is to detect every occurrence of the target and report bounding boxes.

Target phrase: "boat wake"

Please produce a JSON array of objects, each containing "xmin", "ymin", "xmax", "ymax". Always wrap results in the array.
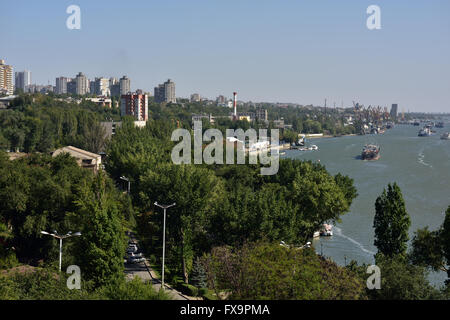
[
  {"xmin": 333, "ymin": 226, "xmax": 376, "ymax": 256},
  {"xmin": 418, "ymin": 150, "xmax": 432, "ymax": 168}
]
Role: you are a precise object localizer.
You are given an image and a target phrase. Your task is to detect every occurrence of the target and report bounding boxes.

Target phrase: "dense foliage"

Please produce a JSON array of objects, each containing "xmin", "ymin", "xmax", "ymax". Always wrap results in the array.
[
  {"xmin": 410, "ymin": 205, "xmax": 450, "ymax": 285},
  {"xmin": 0, "ymin": 93, "xmax": 117, "ymax": 153},
  {"xmin": 200, "ymin": 242, "xmax": 367, "ymax": 300}
]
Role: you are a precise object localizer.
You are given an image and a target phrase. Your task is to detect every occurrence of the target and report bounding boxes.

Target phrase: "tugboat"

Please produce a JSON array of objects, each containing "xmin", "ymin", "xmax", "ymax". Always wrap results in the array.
[{"xmin": 362, "ymin": 144, "xmax": 380, "ymax": 160}]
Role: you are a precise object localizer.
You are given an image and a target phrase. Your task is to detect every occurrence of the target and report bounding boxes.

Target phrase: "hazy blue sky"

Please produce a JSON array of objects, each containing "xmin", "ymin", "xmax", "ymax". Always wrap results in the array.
[{"xmin": 2, "ymin": 0, "xmax": 450, "ymax": 112}]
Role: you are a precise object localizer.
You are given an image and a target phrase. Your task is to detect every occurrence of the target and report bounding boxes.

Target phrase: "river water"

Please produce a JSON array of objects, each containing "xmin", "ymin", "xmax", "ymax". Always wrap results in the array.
[{"xmin": 283, "ymin": 124, "xmax": 450, "ymax": 287}]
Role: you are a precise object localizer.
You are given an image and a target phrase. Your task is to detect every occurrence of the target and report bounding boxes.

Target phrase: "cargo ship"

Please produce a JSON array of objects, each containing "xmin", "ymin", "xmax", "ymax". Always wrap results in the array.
[{"xmin": 361, "ymin": 144, "xmax": 380, "ymax": 160}]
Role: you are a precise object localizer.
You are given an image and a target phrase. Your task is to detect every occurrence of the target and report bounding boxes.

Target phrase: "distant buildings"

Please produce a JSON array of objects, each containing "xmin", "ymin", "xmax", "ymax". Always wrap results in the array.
[
  {"xmin": 55, "ymin": 77, "xmax": 70, "ymax": 94},
  {"xmin": 154, "ymin": 79, "xmax": 176, "ymax": 103},
  {"xmin": 85, "ymin": 97, "xmax": 113, "ymax": 108},
  {"xmin": 67, "ymin": 78, "xmax": 77, "ymax": 95},
  {"xmin": 75, "ymin": 72, "xmax": 89, "ymax": 95},
  {"xmin": 273, "ymin": 119, "xmax": 285, "ymax": 129},
  {"xmin": 190, "ymin": 93, "xmax": 201, "ymax": 102},
  {"xmin": 92, "ymin": 77, "xmax": 110, "ymax": 96},
  {"xmin": 119, "ymin": 76, "xmax": 131, "ymax": 95},
  {"xmin": 192, "ymin": 113, "xmax": 214, "ymax": 125},
  {"xmin": 110, "ymin": 77, "xmax": 120, "ymax": 97},
  {"xmin": 256, "ymin": 108, "xmax": 268, "ymax": 122},
  {"xmin": 390, "ymin": 104, "xmax": 398, "ymax": 120},
  {"xmin": 14, "ymin": 70, "xmax": 31, "ymax": 91},
  {"xmin": 0, "ymin": 59, "xmax": 14, "ymax": 95},
  {"xmin": 25, "ymin": 84, "xmax": 53, "ymax": 94},
  {"xmin": 120, "ymin": 92, "xmax": 148, "ymax": 121}
]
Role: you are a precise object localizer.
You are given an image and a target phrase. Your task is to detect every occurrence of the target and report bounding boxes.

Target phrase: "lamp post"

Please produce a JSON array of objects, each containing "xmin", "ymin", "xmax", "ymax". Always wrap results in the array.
[
  {"xmin": 154, "ymin": 202, "xmax": 176, "ymax": 290},
  {"xmin": 41, "ymin": 230, "xmax": 81, "ymax": 272},
  {"xmin": 119, "ymin": 176, "xmax": 130, "ymax": 194}
]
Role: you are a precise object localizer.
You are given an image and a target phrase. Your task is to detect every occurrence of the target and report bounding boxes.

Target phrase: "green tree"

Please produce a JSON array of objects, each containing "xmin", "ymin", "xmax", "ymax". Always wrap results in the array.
[
  {"xmin": 367, "ymin": 255, "xmax": 443, "ymax": 300},
  {"xmin": 139, "ymin": 164, "xmax": 223, "ymax": 284},
  {"xmin": 373, "ymin": 183, "xmax": 410, "ymax": 258},
  {"xmin": 71, "ymin": 171, "xmax": 126, "ymax": 288},
  {"xmin": 410, "ymin": 205, "xmax": 450, "ymax": 285}
]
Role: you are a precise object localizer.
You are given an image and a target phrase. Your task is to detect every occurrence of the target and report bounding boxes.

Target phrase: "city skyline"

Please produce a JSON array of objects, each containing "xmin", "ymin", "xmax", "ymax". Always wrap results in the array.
[{"xmin": 2, "ymin": 0, "xmax": 450, "ymax": 112}]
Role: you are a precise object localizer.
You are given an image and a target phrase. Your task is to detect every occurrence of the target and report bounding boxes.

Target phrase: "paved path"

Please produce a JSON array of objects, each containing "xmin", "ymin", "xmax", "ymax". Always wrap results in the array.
[{"xmin": 124, "ymin": 233, "xmax": 196, "ymax": 300}]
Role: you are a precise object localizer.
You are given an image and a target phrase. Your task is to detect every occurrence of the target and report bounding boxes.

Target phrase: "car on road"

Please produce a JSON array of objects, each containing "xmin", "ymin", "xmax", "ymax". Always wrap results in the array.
[
  {"xmin": 128, "ymin": 252, "xmax": 143, "ymax": 258},
  {"xmin": 127, "ymin": 256, "xmax": 145, "ymax": 264},
  {"xmin": 127, "ymin": 245, "xmax": 138, "ymax": 253}
]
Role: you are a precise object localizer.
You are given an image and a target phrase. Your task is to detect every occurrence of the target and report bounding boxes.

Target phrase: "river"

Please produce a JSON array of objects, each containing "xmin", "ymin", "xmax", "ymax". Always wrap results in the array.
[{"xmin": 283, "ymin": 123, "xmax": 450, "ymax": 287}]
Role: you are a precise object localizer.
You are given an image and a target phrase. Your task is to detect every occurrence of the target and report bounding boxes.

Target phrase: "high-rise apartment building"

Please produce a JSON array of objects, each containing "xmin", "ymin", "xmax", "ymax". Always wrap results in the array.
[
  {"xmin": 154, "ymin": 79, "xmax": 176, "ymax": 103},
  {"xmin": 119, "ymin": 76, "xmax": 131, "ymax": 95},
  {"xmin": 67, "ymin": 79, "xmax": 77, "ymax": 95},
  {"xmin": 109, "ymin": 77, "xmax": 120, "ymax": 97},
  {"xmin": 75, "ymin": 72, "xmax": 89, "ymax": 95},
  {"xmin": 120, "ymin": 92, "xmax": 148, "ymax": 121},
  {"xmin": 15, "ymin": 70, "xmax": 31, "ymax": 91},
  {"xmin": 92, "ymin": 77, "xmax": 110, "ymax": 96},
  {"xmin": 0, "ymin": 59, "xmax": 14, "ymax": 95},
  {"xmin": 55, "ymin": 77, "xmax": 70, "ymax": 94}
]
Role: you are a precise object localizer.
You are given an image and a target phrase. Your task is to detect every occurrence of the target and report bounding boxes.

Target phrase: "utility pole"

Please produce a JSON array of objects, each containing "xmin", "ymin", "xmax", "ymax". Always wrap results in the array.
[
  {"xmin": 41, "ymin": 230, "xmax": 81, "ymax": 272},
  {"xmin": 154, "ymin": 202, "xmax": 176, "ymax": 290}
]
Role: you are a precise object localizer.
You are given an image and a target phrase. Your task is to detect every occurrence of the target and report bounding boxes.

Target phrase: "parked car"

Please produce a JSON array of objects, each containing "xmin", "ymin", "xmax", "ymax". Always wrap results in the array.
[
  {"xmin": 127, "ymin": 256, "xmax": 145, "ymax": 264},
  {"xmin": 127, "ymin": 245, "xmax": 138, "ymax": 253},
  {"xmin": 128, "ymin": 252, "xmax": 143, "ymax": 258}
]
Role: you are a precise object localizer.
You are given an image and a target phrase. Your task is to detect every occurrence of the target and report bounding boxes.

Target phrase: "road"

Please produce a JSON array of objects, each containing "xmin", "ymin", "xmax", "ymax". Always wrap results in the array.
[{"xmin": 124, "ymin": 233, "xmax": 195, "ymax": 300}]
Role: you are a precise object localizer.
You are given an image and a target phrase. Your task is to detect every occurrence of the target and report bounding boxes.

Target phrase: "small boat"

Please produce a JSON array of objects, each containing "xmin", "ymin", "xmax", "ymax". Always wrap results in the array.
[
  {"xmin": 436, "ymin": 122, "xmax": 445, "ymax": 128},
  {"xmin": 418, "ymin": 127, "xmax": 435, "ymax": 137},
  {"xmin": 441, "ymin": 132, "xmax": 450, "ymax": 140},
  {"xmin": 320, "ymin": 224, "xmax": 333, "ymax": 236}
]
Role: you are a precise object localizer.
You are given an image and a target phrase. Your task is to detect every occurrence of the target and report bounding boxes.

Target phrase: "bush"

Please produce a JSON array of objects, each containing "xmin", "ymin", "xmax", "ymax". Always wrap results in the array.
[
  {"xmin": 198, "ymin": 287, "xmax": 208, "ymax": 296},
  {"xmin": 148, "ymin": 254, "xmax": 157, "ymax": 265},
  {"xmin": 179, "ymin": 283, "xmax": 198, "ymax": 297},
  {"xmin": 202, "ymin": 290, "xmax": 218, "ymax": 300}
]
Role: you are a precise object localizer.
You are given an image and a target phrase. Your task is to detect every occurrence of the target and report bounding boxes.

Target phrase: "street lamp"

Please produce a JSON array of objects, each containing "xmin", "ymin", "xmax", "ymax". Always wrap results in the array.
[
  {"xmin": 154, "ymin": 201, "xmax": 176, "ymax": 290},
  {"xmin": 119, "ymin": 176, "xmax": 130, "ymax": 194},
  {"xmin": 41, "ymin": 230, "xmax": 81, "ymax": 272}
]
